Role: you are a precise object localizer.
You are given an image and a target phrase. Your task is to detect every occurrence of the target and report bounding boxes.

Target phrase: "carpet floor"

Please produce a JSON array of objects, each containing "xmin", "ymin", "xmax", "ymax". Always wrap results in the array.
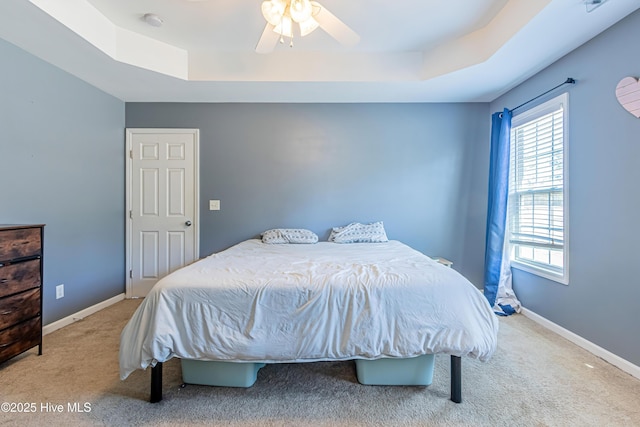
[{"xmin": 1, "ymin": 299, "xmax": 639, "ymax": 426}]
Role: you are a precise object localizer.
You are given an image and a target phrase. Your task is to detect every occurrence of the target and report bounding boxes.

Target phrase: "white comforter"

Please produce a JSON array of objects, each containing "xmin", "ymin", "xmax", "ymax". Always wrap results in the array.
[{"xmin": 120, "ymin": 240, "xmax": 498, "ymax": 380}]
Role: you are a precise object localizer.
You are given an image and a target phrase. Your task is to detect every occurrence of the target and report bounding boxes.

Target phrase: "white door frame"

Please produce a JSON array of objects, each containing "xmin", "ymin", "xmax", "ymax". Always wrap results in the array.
[{"xmin": 125, "ymin": 128, "xmax": 200, "ymax": 298}]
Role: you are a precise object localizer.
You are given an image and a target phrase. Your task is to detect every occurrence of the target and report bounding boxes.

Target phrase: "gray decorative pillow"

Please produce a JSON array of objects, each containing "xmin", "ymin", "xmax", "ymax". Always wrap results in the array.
[
  {"xmin": 328, "ymin": 221, "xmax": 388, "ymax": 243},
  {"xmin": 261, "ymin": 228, "xmax": 319, "ymax": 244}
]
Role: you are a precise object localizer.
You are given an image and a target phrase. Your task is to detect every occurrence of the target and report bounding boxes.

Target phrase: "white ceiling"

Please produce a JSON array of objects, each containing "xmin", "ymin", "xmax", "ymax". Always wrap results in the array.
[{"xmin": 0, "ymin": 0, "xmax": 639, "ymax": 103}]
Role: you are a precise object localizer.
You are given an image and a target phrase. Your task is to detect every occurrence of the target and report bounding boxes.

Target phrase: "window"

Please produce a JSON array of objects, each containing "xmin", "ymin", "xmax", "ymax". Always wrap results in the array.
[{"xmin": 507, "ymin": 93, "xmax": 568, "ymax": 284}]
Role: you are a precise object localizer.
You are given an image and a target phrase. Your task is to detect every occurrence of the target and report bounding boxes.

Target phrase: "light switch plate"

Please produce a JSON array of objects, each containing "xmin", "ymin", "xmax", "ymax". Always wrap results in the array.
[{"xmin": 209, "ymin": 200, "xmax": 220, "ymax": 211}]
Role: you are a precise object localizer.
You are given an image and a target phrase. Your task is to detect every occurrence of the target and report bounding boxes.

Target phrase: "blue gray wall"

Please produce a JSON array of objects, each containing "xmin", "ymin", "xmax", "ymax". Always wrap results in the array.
[
  {"xmin": 125, "ymin": 103, "xmax": 490, "ymax": 286},
  {"xmin": 0, "ymin": 38, "xmax": 125, "ymax": 324},
  {"xmin": 490, "ymin": 10, "xmax": 640, "ymax": 366}
]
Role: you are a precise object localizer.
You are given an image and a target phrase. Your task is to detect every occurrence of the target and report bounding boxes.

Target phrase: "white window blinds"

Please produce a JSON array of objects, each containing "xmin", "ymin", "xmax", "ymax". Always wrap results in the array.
[{"xmin": 508, "ymin": 93, "xmax": 568, "ymax": 283}]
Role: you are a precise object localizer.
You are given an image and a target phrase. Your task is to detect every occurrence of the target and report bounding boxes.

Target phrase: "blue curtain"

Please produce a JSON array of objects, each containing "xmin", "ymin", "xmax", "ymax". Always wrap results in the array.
[{"xmin": 483, "ymin": 108, "xmax": 512, "ymax": 308}]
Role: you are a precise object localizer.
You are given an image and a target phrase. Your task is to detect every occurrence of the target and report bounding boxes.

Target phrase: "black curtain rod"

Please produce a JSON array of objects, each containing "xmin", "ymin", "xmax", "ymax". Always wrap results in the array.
[{"xmin": 509, "ymin": 78, "xmax": 576, "ymax": 113}]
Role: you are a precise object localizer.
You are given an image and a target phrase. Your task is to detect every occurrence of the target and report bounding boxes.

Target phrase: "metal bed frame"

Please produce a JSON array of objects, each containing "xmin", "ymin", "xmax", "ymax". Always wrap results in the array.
[{"xmin": 148, "ymin": 355, "xmax": 463, "ymax": 403}]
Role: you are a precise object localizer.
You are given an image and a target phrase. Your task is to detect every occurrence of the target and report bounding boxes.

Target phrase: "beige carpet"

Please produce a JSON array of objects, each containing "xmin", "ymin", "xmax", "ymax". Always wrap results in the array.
[{"xmin": 1, "ymin": 299, "xmax": 639, "ymax": 427}]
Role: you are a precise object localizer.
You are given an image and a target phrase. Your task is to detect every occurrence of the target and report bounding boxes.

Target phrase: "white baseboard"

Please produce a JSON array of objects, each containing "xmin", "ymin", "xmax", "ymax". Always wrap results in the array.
[
  {"xmin": 521, "ymin": 307, "xmax": 640, "ymax": 380},
  {"xmin": 43, "ymin": 293, "xmax": 126, "ymax": 336}
]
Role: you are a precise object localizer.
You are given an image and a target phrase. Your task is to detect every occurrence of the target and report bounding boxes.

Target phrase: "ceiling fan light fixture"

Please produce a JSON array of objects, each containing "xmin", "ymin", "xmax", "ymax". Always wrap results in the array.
[
  {"xmin": 261, "ymin": 0, "xmax": 287, "ymax": 26},
  {"xmin": 298, "ymin": 17, "xmax": 320, "ymax": 36},
  {"xmin": 263, "ymin": 0, "xmax": 320, "ymax": 40},
  {"xmin": 256, "ymin": 0, "xmax": 358, "ymax": 53},
  {"xmin": 289, "ymin": 0, "xmax": 313, "ymax": 23},
  {"xmin": 273, "ymin": 15, "xmax": 294, "ymax": 38}
]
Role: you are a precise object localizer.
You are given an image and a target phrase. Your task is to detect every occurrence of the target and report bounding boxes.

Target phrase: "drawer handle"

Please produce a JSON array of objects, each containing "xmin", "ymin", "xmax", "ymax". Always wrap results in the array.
[
  {"xmin": 0, "ymin": 341, "xmax": 18, "ymax": 348},
  {"xmin": 1, "ymin": 310, "xmax": 14, "ymax": 316},
  {"xmin": 0, "ymin": 279, "xmax": 7, "ymax": 284}
]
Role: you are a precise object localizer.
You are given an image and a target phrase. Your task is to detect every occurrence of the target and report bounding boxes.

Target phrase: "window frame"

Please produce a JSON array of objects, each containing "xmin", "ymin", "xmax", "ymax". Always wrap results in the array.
[{"xmin": 508, "ymin": 92, "xmax": 569, "ymax": 285}]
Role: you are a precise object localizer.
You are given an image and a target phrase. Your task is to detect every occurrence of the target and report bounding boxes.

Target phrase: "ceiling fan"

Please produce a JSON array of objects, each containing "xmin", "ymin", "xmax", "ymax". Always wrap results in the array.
[{"xmin": 256, "ymin": 0, "xmax": 360, "ymax": 53}]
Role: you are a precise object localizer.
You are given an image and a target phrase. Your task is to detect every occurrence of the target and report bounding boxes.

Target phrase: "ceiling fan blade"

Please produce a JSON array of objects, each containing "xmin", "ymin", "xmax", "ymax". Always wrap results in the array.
[
  {"xmin": 256, "ymin": 23, "xmax": 280, "ymax": 54},
  {"xmin": 311, "ymin": 1, "xmax": 360, "ymax": 47}
]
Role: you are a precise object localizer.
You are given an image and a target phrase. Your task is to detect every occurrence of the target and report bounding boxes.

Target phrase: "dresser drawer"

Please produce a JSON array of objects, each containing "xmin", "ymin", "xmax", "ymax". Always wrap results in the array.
[
  {"xmin": 0, "ymin": 317, "xmax": 40, "ymax": 363},
  {"xmin": 0, "ymin": 259, "xmax": 41, "ymax": 299},
  {"xmin": 0, "ymin": 228, "xmax": 41, "ymax": 261},
  {"xmin": 0, "ymin": 288, "xmax": 40, "ymax": 331}
]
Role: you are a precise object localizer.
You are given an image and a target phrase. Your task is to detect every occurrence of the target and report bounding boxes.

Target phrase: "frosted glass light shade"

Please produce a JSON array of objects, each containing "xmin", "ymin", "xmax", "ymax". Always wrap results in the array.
[
  {"xmin": 261, "ymin": 0, "xmax": 287, "ymax": 26},
  {"xmin": 262, "ymin": 0, "xmax": 320, "ymax": 40},
  {"xmin": 273, "ymin": 15, "xmax": 293, "ymax": 38},
  {"xmin": 289, "ymin": 0, "xmax": 313, "ymax": 23},
  {"xmin": 298, "ymin": 17, "xmax": 319, "ymax": 36}
]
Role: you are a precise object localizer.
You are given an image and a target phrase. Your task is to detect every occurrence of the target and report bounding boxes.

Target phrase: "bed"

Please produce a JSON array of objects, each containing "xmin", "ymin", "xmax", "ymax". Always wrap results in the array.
[{"xmin": 119, "ymin": 237, "xmax": 498, "ymax": 403}]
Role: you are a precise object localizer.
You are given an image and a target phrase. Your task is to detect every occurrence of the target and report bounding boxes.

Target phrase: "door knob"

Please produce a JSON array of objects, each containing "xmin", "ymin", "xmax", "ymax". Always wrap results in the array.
[{"xmin": 185, "ymin": 220, "xmax": 192, "ymax": 227}]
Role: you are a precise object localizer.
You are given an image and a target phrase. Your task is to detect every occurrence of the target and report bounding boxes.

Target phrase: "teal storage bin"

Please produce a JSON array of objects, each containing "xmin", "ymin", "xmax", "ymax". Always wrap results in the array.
[
  {"xmin": 355, "ymin": 354, "xmax": 435, "ymax": 386},
  {"xmin": 181, "ymin": 359, "xmax": 266, "ymax": 387}
]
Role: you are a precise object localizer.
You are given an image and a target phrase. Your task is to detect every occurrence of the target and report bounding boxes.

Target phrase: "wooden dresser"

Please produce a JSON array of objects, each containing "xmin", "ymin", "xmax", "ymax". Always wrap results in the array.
[{"xmin": 0, "ymin": 224, "xmax": 44, "ymax": 364}]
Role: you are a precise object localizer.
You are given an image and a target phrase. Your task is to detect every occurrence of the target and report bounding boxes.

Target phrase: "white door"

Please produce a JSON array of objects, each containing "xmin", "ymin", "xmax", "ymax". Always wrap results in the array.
[{"xmin": 126, "ymin": 129, "xmax": 199, "ymax": 298}]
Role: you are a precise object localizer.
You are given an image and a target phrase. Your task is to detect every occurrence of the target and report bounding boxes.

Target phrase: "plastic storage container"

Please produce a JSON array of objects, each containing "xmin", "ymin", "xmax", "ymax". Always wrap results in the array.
[
  {"xmin": 181, "ymin": 359, "xmax": 266, "ymax": 387},
  {"xmin": 355, "ymin": 354, "xmax": 435, "ymax": 386}
]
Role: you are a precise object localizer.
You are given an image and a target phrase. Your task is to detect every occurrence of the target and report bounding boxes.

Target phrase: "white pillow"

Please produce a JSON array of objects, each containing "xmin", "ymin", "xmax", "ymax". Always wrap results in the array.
[
  {"xmin": 328, "ymin": 221, "xmax": 388, "ymax": 243},
  {"xmin": 261, "ymin": 228, "xmax": 318, "ymax": 244}
]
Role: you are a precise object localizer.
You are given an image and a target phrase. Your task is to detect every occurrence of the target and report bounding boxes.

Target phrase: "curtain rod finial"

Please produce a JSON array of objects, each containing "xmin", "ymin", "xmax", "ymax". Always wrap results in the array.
[{"xmin": 566, "ymin": 78, "xmax": 576, "ymax": 84}]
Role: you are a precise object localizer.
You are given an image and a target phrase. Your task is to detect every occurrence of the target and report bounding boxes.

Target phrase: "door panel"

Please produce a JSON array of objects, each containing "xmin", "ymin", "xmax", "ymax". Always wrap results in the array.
[
  {"xmin": 141, "ymin": 231, "xmax": 159, "ymax": 279},
  {"xmin": 167, "ymin": 169, "xmax": 185, "ymax": 215},
  {"xmin": 141, "ymin": 168, "xmax": 159, "ymax": 215},
  {"xmin": 127, "ymin": 129, "xmax": 199, "ymax": 298}
]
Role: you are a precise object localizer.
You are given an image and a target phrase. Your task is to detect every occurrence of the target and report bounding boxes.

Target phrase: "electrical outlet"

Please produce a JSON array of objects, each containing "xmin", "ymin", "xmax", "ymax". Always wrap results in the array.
[{"xmin": 56, "ymin": 284, "xmax": 64, "ymax": 299}]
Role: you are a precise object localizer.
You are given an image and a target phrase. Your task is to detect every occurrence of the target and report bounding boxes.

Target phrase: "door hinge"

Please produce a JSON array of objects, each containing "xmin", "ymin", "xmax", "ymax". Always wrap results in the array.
[
  {"xmin": 129, "ymin": 210, "xmax": 133, "ymax": 219},
  {"xmin": 129, "ymin": 270, "xmax": 133, "ymax": 279},
  {"xmin": 129, "ymin": 150, "xmax": 133, "ymax": 159}
]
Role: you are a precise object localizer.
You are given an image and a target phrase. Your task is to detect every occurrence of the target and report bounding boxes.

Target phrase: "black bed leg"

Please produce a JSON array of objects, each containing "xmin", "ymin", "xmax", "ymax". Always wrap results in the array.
[
  {"xmin": 150, "ymin": 363, "xmax": 163, "ymax": 403},
  {"xmin": 450, "ymin": 355, "xmax": 462, "ymax": 403}
]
